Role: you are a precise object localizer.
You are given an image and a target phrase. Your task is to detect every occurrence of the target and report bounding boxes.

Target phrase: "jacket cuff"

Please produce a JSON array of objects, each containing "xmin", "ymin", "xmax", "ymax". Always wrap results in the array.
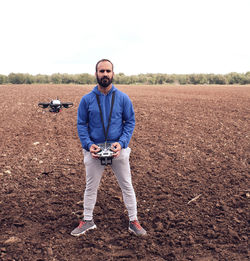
[
  {"xmin": 87, "ymin": 142, "xmax": 94, "ymax": 151},
  {"xmin": 118, "ymin": 140, "xmax": 125, "ymax": 149}
]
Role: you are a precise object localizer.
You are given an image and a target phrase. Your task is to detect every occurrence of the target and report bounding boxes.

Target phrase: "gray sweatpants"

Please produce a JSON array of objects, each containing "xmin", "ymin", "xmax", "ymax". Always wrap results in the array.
[{"xmin": 82, "ymin": 147, "xmax": 138, "ymax": 221}]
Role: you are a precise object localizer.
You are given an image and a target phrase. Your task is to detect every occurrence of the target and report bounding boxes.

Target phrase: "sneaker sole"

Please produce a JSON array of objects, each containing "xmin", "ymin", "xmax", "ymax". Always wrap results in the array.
[
  {"xmin": 128, "ymin": 227, "xmax": 147, "ymax": 236},
  {"xmin": 71, "ymin": 224, "xmax": 97, "ymax": 237}
]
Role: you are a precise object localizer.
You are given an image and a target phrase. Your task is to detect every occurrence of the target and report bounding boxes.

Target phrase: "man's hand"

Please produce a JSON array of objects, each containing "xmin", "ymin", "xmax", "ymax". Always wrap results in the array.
[
  {"xmin": 111, "ymin": 142, "xmax": 122, "ymax": 158},
  {"xmin": 90, "ymin": 144, "xmax": 101, "ymax": 159}
]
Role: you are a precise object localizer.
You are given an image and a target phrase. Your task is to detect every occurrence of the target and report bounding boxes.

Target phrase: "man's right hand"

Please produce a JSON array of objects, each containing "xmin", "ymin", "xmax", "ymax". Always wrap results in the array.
[{"xmin": 89, "ymin": 144, "xmax": 101, "ymax": 159}]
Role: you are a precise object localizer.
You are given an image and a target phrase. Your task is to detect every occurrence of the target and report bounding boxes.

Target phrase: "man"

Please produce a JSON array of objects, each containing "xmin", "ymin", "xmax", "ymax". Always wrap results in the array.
[{"xmin": 71, "ymin": 59, "xmax": 146, "ymax": 237}]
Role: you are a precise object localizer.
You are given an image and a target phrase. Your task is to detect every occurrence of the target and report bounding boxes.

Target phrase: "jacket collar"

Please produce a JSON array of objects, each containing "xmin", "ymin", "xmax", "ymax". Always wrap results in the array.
[{"xmin": 93, "ymin": 84, "xmax": 116, "ymax": 96}]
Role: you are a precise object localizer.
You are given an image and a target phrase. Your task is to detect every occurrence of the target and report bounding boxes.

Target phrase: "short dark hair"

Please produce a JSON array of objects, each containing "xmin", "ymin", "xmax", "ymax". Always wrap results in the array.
[{"xmin": 95, "ymin": 59, "xmax": 114, "ymax": 72}]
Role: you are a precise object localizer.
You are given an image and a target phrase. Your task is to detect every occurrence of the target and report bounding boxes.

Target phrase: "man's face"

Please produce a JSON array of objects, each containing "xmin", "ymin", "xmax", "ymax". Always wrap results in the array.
[{"xmin": 96, "ymin": 61, "xmax": 114, "ymax": 88}]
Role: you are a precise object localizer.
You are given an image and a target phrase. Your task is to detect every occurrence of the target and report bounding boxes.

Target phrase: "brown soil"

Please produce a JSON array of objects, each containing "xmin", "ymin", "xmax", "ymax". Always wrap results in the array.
[{"xmin": 0, "ymin": 84, "xmax": 249, "ymax": 261}]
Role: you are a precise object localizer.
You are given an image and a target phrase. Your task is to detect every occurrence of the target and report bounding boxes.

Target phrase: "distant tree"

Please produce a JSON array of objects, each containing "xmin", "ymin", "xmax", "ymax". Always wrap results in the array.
[
  {"xmin": 155, "ymin": 74, "xmax": 165, "ymax": 84},
  {"xmin": 24, "ymin": 74, "xmax": 34, "ymax": 84},
  {"xmin": 165, "ymin": 75, "xmax": 175, "ymax": 84},
  {"xmin": 51, "ymin": 73, "xmax": 62, "ymax": 84},
  {"xmin": 238, "ymin": 72, "xmax": 250, "ymax": 84},
  {"xmin": 137, "ymin": 74, "xmax": 148, "ymax": 84},
  {"xmin": 188, "ymin": 74, "xmax": 208, "ymax": 84},
  {"xmin": 147, "ymin": 76, "xmax": 155, "ymax": 85},
  {"xmin": 114, "ymin": 73, "xmax": 127, "ymax": 84},
  {"xmin": 206, "ymin": 74, "xmax": 213, "ymax": 84},
  {"xmin": 227, "ymin": 72, "xmax": 242, "ymax": 84},
  {"xmin": 74, "ymin": 73, "xmax": 95, "ymax": 84},
  {"xmin": 206, "ymin": 74, "xmax": 226, "ymax": 84},
  {"xmin": 8, "ymin": 73, "xmax": 26, "ymax": 84},
  {"xmin": 61, "ymin": 74, "xmax": 74, "ymax": 84},
  {"xmin": 0, "ymin": 74, "xmax": 7, "ymax": 84},
  {"xmin": 35, "ymin": 74, "xmax": 50, "ymax": 83},
  {"xmin": 244, "ymin": 72, "xmax": 250, "ymax": 84},
  {"xmin": 176, "ymin": 74, "xmax": 188, "ymax": 84}
]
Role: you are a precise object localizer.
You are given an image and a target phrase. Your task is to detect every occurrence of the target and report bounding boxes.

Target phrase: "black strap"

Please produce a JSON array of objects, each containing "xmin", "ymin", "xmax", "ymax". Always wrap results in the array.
[{"xmin": 95, "ymin": 91, "xmax": 115, "ymax": 142}]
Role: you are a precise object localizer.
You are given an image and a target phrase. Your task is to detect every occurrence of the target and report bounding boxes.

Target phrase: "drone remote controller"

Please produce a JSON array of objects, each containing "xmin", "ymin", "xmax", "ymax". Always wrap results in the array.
[{"xmin": 96, "ymin": 143, "xmax": 114, "ymax": 165}]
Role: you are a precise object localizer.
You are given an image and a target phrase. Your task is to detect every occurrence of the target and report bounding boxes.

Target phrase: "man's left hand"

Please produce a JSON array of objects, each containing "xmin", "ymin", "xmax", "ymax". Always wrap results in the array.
[{"xmin": 111, "ymin": 142, "xmax": 122, "ymax": 158}]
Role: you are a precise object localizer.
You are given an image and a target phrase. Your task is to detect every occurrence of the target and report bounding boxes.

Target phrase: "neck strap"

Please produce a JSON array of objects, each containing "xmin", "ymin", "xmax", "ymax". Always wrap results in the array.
[{"xmin": 95, "ymin": 91, "xmax": 115, "ymax": 142}]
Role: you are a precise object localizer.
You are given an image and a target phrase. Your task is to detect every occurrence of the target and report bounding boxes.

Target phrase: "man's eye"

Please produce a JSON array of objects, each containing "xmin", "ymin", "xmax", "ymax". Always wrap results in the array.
[{"xmin": 99, "ymin": 70, "xmax": 111, "ymax": 73}]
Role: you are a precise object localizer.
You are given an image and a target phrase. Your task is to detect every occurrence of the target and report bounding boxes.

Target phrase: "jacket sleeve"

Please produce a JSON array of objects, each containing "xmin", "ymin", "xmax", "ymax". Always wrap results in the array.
[
  {"xmin": 118, "ymin": 95, "xmax": 135, "ymax": 148},
  {"xmin": 77, "ymin": 98, "xmax": 94, "ymax": 151}
]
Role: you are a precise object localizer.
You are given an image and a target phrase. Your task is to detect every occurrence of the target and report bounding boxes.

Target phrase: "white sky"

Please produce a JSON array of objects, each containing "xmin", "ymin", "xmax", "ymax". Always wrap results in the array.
[{"xmin": 0, "ymin": 0, "xmax": 249, "ymax": 75}]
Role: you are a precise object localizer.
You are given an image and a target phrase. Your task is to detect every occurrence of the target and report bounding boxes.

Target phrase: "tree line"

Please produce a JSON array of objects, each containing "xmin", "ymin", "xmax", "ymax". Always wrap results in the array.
[{"xmin": 0, "ymin": 72, "xmax": 250, "ymax": 85}]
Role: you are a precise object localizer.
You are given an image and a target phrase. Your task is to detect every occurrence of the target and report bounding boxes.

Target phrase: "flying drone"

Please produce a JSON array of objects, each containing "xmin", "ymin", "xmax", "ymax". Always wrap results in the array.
[{"xmin": 38, "ymin": 98, "xmax": 73, "ymax": 113}]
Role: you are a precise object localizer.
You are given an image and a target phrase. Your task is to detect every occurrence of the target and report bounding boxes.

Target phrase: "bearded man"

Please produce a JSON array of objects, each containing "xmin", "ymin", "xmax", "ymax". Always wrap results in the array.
[{"xmin": 71, "ymin": 59, "xmax": 146, "ymax": 237}]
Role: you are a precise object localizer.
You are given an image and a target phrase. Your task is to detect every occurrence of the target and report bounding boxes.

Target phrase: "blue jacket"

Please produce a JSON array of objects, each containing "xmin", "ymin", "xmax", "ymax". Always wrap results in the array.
[{"xmin": 77, "ymin": 85, "xmax": 135, "ymax": 151}]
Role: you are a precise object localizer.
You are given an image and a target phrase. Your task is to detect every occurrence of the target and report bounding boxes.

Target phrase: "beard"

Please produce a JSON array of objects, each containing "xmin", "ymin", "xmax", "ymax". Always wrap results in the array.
[{"xmin": 97, "ymin": 75, "xmax": 113, "ymax": 88}]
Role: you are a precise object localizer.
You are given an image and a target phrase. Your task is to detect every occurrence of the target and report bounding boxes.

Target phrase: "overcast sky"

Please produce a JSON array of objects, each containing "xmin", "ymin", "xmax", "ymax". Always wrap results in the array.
[{"xmin": 0, "ymin": 0, "xmax": 249, "ymax": 75}]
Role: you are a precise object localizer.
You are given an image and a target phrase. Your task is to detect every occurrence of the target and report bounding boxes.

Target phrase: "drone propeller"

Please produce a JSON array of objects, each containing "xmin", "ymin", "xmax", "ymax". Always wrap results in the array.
[
  {"xmin": 38, "ymin": 102, "xmax": 50, "ymax": 108},
  {"xmin": 62, "ymin": 102, "xmax": 73, "ymax": 108}
]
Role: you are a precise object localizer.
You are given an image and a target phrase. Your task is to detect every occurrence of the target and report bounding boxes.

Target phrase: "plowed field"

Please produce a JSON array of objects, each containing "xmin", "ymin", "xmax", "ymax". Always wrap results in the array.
[{"xmin": 0, "ymin": 84, "xmax": 249, "ymax": 260}]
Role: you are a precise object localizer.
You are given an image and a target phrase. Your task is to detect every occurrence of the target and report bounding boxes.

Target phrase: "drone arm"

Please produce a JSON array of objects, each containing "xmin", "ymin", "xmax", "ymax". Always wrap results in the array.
[
  {"xmin": 38, "ymin": 103, "xmax": 50, "ymax": 108},
  {"xmin": 62, "ymin": 102, "xmax": 73, "ymax": 108}
]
